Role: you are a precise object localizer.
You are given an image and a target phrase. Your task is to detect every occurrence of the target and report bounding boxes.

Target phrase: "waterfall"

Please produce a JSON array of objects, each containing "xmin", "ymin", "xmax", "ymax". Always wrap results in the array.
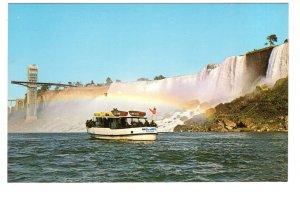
[
  {"xmin": 108, "ymin": 43, "xmax": 289, "ymax": 108},
  {"xmin": 108, "ymin": 55, "xmax": 248, "ymax": 106},
  {"xmin": 265, "ymin": 43, "xmax": 289, "ymax": 84},
  {"xmin": 195, "ymin": 55, "xmax": 247, "ymax": 103}
]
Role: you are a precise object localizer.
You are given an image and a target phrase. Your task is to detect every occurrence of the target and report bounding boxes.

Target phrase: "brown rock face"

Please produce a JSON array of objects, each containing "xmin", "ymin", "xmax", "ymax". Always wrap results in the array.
[
  {"xmin": 223, "ymin": 118, "xmax": 237, "ymax": 130},
  {"xmin": 210, "ymin": 122, "xmax": 223, "ymax": 131},
  {"xmin": 285, "ymin": 115, "xmax": 288, "ymax": 130},
  {"xmin": 38, "ymin": 86, "xmax": 110, "ymax": 103},
  {"xmin": 205, "ymin": 108, "xmax": 216, "ymax": 118},
  {"xmin": 242, "ymin": 118, "xmax": 253, "ymax": 127},
  {"xmin": 246, "ymin": 47, "xmax": 273, "ymax": 79},
  {"xmin": 245, "ymin": 46, "xmax": 274, "ymax": 87},
  {"xmin": 173, "ymin": 125, "xmax": 193, "ymax": 132}
]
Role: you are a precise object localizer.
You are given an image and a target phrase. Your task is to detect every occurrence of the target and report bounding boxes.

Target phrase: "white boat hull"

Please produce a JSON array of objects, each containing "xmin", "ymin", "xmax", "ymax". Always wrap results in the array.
[{"xmin": 87, "ymin": 127, "xmax": 158, "ymax": 141}]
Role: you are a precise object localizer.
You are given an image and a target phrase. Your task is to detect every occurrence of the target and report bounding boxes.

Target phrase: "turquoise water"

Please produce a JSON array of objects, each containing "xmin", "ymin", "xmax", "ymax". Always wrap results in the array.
[{"xmin": 8, "ymin": 132, "xmax": 287, "ymax": 182}]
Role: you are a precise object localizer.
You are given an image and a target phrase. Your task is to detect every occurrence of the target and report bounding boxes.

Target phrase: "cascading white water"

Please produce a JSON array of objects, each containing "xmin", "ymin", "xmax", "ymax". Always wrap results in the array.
[
  {"xmin": 108, "ymin": 55, "xmax": 247, "ymax": 105},
  {"xmin": 195, "ymin": 55, "xmax": 247, "ymax": 103},
  {"xmin": 265, "ymin": 43, "xmax": 289, "ymax": 84},
  {"xmin": 109, "ymin": 43, "xmax": 289, "ymax": 107}
]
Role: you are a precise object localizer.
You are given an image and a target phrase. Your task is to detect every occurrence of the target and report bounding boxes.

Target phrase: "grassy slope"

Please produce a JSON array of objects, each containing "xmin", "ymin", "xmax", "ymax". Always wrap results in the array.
[
  {"xmin": 175, "ymin": 77, "xmax": 288, "ymax": 132},
  {"xmin": 215, "ymin": 77, "xmax": 288, "ymax": 122}
]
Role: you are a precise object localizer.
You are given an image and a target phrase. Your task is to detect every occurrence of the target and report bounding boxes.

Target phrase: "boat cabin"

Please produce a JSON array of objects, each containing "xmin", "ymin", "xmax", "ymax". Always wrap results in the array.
[{"xmin": 86, "ymin": 111, "xmax": 157, "ymax": 129}]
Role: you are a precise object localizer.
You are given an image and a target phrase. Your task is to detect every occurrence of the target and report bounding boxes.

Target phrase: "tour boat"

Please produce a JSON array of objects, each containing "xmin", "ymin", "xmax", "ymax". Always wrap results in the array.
[{"xmin": 86, "ymin": 109, "xmax": 158, "ymax": 141}]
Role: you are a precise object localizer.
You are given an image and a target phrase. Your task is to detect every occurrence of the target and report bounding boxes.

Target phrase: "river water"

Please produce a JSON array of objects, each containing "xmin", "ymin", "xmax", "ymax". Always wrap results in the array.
[{"xmin": 8, "ymin": 132, "xmax": 287, "ymax": 182}]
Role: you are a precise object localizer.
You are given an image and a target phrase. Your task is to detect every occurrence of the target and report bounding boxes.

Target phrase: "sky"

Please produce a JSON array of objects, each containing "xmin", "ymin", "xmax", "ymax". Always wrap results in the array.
[{"xmin": 8, "ymin": 3, "xmax": 288, "ymax": 99}]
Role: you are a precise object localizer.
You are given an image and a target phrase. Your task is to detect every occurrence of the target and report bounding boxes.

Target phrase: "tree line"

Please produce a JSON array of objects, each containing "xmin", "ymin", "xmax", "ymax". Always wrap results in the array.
[
  {"xmin": 64, "ymin": 75, "xmax": 166, "ymax": 88},
  {"xmin": 249, "ymin": 34, "xmax": 288, "ymax": 53},
  {"xmin": 265, "ymin": 34, "xmax": 288, "ymax": 46},
  {"xmin": 42, "ymin": 74, "xmax": 166, "ymax": 91}
]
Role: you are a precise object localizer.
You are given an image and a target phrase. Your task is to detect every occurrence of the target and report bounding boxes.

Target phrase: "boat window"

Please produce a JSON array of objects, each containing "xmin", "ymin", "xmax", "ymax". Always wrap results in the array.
[
  {"xmin": 139, "ymin": 118, "xmax": 146, "ymax": 124},
  {"xmin": 120, "ymin": 118, "xmax": 129, "ymax": 128},
  {"xmin": 110, "ymin": 118, "xmax": 118, "ymax": 129},
  {"xmin": 90, "ymin": 116, "xmax": 155, "ymax": 129},
  {"xmin": 103, "ymin": 118, "xmax": 109, "ymax": 128},
  {"xmin": 95, "ymin": 117, "xmax": 104, "ymax": 128},
  {"xmin": 89, "ymin": 111, "xmax": 157, "ymax": 129},
  {"xmin": 129, "ymin": 118, "xmax": 138, "ymax": 127},
  {"xmin": 124, "ymin": 117, "xmax": 148, "ymax": 128}
]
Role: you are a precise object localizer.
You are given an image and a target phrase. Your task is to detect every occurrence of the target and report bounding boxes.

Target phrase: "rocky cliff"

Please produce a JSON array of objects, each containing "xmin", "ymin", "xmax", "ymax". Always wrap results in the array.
[
  {"xmin": 245, "ymin": 46, "xmax": 274, "ymax": 85},
  {"xmin": 38, "ymin": 86, "xmax": 109, "ymax": 103},
  {"xmin": 174, "ymin": 77, "xmax": 288, "ymax": 132}
]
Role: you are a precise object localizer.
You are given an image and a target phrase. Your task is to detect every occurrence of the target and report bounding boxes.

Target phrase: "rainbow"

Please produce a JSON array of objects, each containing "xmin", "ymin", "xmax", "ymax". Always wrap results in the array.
[
  {"xmin": 95, "ymin": 92, "xmax": 190, "ymax": 109},
  {"xmin": 37, "ymin": 85, "xmax": 196, "ymax": 113}
]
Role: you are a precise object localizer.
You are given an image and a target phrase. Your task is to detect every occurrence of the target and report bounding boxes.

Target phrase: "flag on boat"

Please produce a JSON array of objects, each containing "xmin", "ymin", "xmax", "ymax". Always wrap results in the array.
[{"xmin": 149, "ymin": 107, "xmax": 156, "ymax": 115}]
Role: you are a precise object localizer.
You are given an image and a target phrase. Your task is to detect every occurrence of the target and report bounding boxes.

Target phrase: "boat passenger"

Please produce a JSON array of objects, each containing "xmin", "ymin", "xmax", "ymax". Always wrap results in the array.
[
  {"xmin": 103, "ymin": 118, "xmax": 109, "ymax": 128},
  {"xmin": 117, "ymin": 119, "xmax": 122, "ymax": 129},
  {"xmin": 144, "ymin": 120, "xmax": 150, "ymax": 126},
  {"xmin": 85, "ymin": 120, "xmax": 90, "ymax": 128},
  {"xmin": 150, "ymin": 120, "xmax": 157, "ymax": 127},
  {"xmin": 120, "ymin": 118, "xmax": 128, "ymax": 128},
  {"xmin": 137, "ymin": 120, "xmax": 142, "ymax": 127},
  {"xmin": 131, "ymin": 120, "xmax": 137, "ymax": 127},
  {"xmin": 99, "ymin": 118, "xmax": 104, "ymax": 127},
  {"xmin": 111, "ymin": 119, "xmax": 117, "ymax": 129}
]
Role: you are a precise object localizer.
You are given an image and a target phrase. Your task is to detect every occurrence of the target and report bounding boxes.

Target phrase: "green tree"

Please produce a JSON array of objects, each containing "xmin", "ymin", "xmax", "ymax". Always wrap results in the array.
[
  {"xmin": 266, "ymin": 34, "xmax": 278, "ymax": 46},
  {"xmin": 137, "ymin": 77, "xmax": 149, "ymax": 81},
  {"xmin": 154, "ymin": 75, "xmax": 166, "ymax": 80},
  {"xmin": 105, "ymin": 77, "xmax": 113, "ymax": 85},
  {"xmin": 91, "ymin": 80, "xmax": 94, "ymax": 85},
  {"xmin": 75, "ymin": 81, "xmax": 82, "ymax": 86},
  {"xmin": 55, "ymin": 81, "xmax": 61, "ymax": 90},
  {"xmin": 37, "ymin": 84, "xmax": 50, "ymax": 96},
  {"xmin": 41, "ymin": 84, "xmax": 50, "ymax": 92}
]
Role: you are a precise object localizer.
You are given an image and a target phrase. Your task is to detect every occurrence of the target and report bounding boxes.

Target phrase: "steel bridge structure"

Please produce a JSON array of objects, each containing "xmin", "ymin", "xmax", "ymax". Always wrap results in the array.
[
  {"xmin": 11, "ymin": 81, "xmax": 77, "ymax": 88},
  {"xmin": 11, "ymin": 80, "xmax": 77, "ymax": 121}
]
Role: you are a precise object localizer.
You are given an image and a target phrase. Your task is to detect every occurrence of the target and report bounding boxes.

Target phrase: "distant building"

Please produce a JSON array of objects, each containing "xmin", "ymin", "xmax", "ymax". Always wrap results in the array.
[
  {"xmin": 8, "ymin": 98, "xmax": 25, "ymax": 113},
  {"xmin": 28, "ymin": 64, "xmax": 38, "ymax": 82},
  {"xmin": 26, "ymin": 64, "xmax": 38, "ymax": 121},
  {"xmin": 15, "ymin": 99, "xmax": 25, "ymax": 110},
  {"xmin": 10, "ymin": 106, "xmax": 16, "ymax": 113}
]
